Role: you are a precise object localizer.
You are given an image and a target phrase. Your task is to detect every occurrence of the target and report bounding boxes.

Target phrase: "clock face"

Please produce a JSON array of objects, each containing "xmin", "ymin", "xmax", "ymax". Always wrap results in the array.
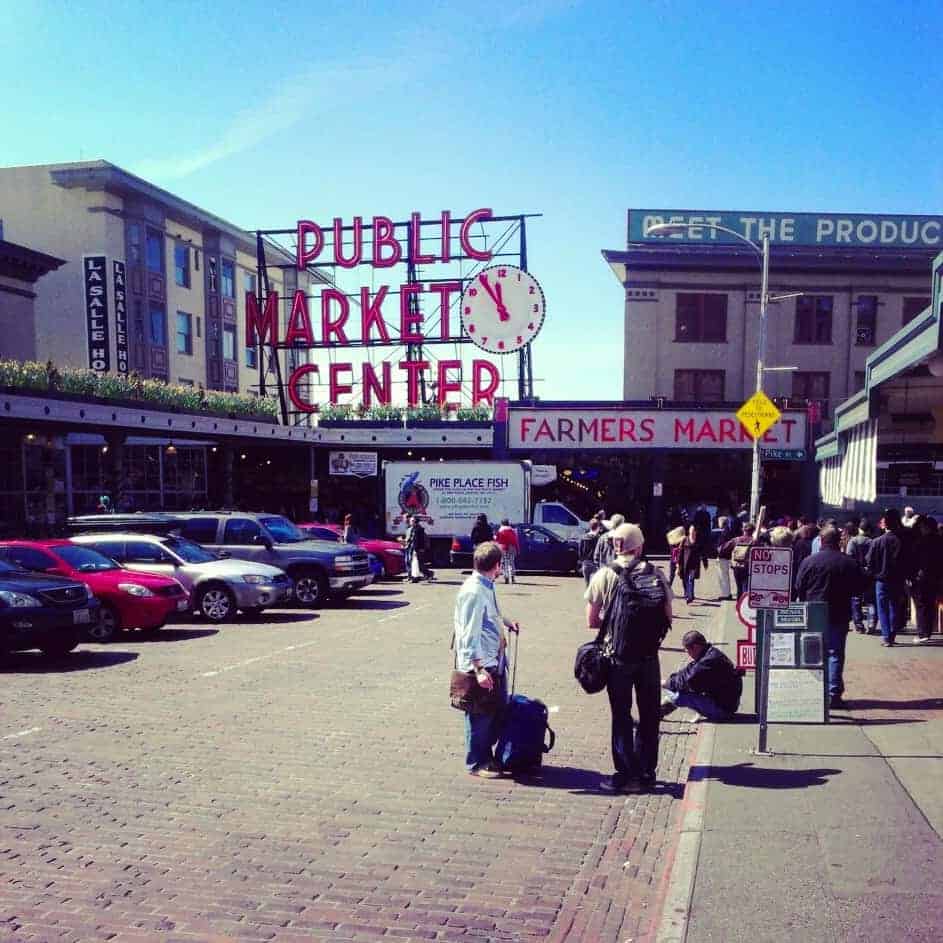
[{"xmin": 460, "ymin": 264, "xmax": 546, "ymax": 354}]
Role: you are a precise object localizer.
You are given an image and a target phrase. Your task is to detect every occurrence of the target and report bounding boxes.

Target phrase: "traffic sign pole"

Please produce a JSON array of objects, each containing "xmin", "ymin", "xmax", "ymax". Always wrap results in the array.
[{"xmin": 750, "ymin": 233, "xmax": 770, "ymax": 523}]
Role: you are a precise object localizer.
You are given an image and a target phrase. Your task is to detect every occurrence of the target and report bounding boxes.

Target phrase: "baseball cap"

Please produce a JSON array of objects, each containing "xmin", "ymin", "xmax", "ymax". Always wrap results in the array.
[{"xmin": 611, "ymin": 522, "xmax": 644, "ymax": 552}]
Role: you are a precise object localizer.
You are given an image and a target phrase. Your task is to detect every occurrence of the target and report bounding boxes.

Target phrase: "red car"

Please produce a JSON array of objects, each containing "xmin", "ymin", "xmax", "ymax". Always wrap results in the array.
[
  {"xmin": 0, "ymin": 540, "xmax": 190, "ymax": 643},
  {"xmin": 297, "ymin": 523, "xmax": 405, "ymax": 578}
]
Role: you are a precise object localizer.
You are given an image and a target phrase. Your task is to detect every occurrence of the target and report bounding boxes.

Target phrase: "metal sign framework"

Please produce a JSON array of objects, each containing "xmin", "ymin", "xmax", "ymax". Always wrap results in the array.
[{"xmin": 253, "ymin": 213, "xmax": 540, "ymax": 425}]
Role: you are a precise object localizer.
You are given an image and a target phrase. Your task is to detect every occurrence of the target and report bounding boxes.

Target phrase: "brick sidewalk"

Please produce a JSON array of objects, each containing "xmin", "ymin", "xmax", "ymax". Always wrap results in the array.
[{"xmin": 0, "ymin": 571, "xmax": 712, "ymax": 943}]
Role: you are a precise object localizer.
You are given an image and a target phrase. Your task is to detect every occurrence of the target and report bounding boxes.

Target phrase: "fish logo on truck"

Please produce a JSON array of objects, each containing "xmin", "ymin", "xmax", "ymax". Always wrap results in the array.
[{"xmin": 397, "ymin": 472, "xmax": 430, "ymax": 520}]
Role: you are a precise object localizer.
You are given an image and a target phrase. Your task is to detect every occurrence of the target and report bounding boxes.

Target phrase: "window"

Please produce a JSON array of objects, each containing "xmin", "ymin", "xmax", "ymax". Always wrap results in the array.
[
  {"xmin": 223, "ymin": 324, "xmax": 236, "ymax": 361},
  {"xmin": 128, "ymin": 223, "xmax": 142, "ymax": 264},
  {"xmin": 674, "ymin": 293, "xmax": 727, "ymax": 342},
  {"xmin": 125, "ymin": 540, "xmax": 169, "ymax": 563},
  {"xmin": 88, "ymin": 541, "xmax": 126, "ymax": 562},
  {"xmin": 180, "ymin": 518, "xmax": 219, "ymax": 544},
  {"xmin": 174, "ymin": 244, "xmax": 190, "ymax": 288},
  {"xmin": 245, "ymin": 346, "xmax": 258, "ymax": 369},
  {"xmin": 540, "ymin": 505, "xmax": 578, "ymax": 526},
  {"xmin": 149, "ymin": 303, "xmax": 167, "ymax": 346},
  {"xmin": 794, "ymin": 295, "xmax": 833, "ymax": 344},
  {"xmin": 855, "ymin": 295, "xmax": 877, "ymax": 345},
  {"xmin": 244, "ymin": 270, "xmax": 257, "ymax": 295},
  {"xmin": 146, "ymin": 229, "xmax": 163, "ymax": 274},
  {"xmin": 223, "ymin": 518, "xmax": 263, "ymax": 545},
  {"xmin": 903, "ymin": 296, "xmax": 930, "ymax": 325},
  {"xmin": 2, "ymin": 546, "xmax": 55, "ymax": 573},
  {"xmin": 792, "ymin": 371, "xmax": 831, "ymax": 415},
  {"xmin": 673, "ymin": 369, "xmax": 725, "ymax": 402},
  {"xmin": 854, "ymin": 370, "xmax": 867, "ymax": 391},
  {"xmin": 176, "ymin": 311, "xmax": 193, "ymax": 355},
  {"xmin": 221, "ymin": 259, "xmax": 235, "ymax": 299}
]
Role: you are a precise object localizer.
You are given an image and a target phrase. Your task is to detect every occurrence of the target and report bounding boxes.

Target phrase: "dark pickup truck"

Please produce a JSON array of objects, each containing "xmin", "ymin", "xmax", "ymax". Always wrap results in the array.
[{"xmin": 0, "ymin": 558, "xmax": 99, "ymax": 657}]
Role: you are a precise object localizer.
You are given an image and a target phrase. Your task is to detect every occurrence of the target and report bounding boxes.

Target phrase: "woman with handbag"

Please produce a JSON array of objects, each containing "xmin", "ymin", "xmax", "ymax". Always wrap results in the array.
[{"xmin": 452, "ymin": 541, "xmax": 521, "ymax": 778}]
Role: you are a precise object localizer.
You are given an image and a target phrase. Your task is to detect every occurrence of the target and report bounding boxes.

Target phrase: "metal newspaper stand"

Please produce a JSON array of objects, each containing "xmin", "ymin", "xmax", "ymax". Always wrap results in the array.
[
  {"xmin": 746, "ymin": 544, "xmax": 829, "ymax": 754},
  {"xmin": 755, "ymin": 602, "xmax": 829, "ymax": 754}
]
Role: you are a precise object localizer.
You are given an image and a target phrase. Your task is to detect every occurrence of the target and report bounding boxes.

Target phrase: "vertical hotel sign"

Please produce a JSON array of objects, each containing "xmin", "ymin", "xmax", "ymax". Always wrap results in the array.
[
  {"xmin": 83, "ymin": 255, "xmax": 110, "ymax": 373},
  {"xmin": 112, "ymin": 260, "xmax": 129, "ymax": 374}
]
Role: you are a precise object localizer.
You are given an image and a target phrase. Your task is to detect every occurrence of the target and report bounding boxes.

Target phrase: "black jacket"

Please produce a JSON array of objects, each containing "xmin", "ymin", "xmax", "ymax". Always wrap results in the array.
[
  {"xmin": 471, "ymin": 522, "xmax": 494, "ymax": 545},
  {"xmin": 795, "ymin": 548, "xmax": 864, "ymax": 625},
  {"xmin": 666, "ymin": 645, "xmax": 742, "ymax": 714},
  {"xmin": 866, "ymin": 530, "xmax": 908, "ymax": 585}
]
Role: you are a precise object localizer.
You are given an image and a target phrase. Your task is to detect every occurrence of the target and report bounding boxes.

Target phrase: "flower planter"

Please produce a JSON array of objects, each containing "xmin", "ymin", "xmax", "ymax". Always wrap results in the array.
[{"xmin": 405, "ymin": 419, "xmax": 453, "ymax": 429}]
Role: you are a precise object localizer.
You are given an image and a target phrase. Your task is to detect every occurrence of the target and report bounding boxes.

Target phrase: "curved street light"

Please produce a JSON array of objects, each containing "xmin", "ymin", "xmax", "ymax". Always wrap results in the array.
[{"xmin": 644, "ymin": 221, "xmax": 771, "ymax": 522}]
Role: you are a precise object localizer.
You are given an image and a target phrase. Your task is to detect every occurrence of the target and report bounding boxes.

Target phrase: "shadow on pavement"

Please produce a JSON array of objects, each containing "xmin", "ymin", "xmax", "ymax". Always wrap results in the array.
[
  {"xmin": 842, "ymin": 697, "xmax": 943, "ymax": 710},
  {"xmin": 360, "ymin": 588, "xmax": 406, "ymax": 597},
  {"xmin": 510, "ymin": 765, "xmax": 688, "ymax": 799},
  {"xmin": 346, "ymin": 599, "xmax": 409, "ymax": 611},
  {"xmin": 137, "ymin": 628, "xmax": 219, "ymax": 642},
  {"xmin": 688, "ymin": 761, "xmax": 841, "ymax": 789},
  {"xmin": 234, "ymin": 613, "xmax": 316, "ymax": 625},
  {"xmin": 0, "ymin": 650, "xmax": 139, "ymax": 673}
]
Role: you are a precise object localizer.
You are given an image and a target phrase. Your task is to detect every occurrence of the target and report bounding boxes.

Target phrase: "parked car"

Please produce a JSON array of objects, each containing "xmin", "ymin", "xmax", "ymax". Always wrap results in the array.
[
  {"xmin": 0, "ymin": 540, "xmax": 189, "ymax": 643},
  {"xmin": 449, "ymin": 523, "xmax": 580, "ymax": 574},
  {"xmin": 70, "ymin": 533, "xmax": 292, "ymax": 623},
  {"xmin": 67, "ymin": 512, "xmax": 372, "ymax": 607},
  {"xmin": 0, "ymin": 557, "xmax": 99, "ymax": 658},
  {"xmin": 296, "ymin": 523, "xmax": 405, "ymax": 578}
]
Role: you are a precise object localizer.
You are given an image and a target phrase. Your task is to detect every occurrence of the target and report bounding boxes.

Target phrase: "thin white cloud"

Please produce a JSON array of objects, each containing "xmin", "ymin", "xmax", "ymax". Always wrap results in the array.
[{"xmin": 134, "ymin": 57, "xmax": 415, "ymax": 182}]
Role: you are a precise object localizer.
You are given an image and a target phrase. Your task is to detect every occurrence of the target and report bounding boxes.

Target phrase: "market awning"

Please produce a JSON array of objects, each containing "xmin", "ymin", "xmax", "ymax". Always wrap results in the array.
[{"xmin": 818, "ymin": 419, "xmax": 877, "ymax": 506}]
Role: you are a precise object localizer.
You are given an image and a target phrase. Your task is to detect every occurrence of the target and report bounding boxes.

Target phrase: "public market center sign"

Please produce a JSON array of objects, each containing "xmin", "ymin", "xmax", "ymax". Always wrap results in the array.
[{"xmin": 629, "ymin": 209, "xmax": 943, "ymax": 249}]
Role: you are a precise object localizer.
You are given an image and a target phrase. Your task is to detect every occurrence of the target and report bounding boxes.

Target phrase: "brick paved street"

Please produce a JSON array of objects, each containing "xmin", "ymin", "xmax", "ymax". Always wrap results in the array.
[{"xmin": 0, "ymin": 570, "xmax": 710, "ymax": 943}]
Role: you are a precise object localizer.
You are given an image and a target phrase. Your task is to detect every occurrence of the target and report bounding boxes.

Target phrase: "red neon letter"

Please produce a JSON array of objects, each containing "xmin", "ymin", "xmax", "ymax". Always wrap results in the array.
[
  {"xmin": 399, "ymin": 284, "xmax": 424, "ymax": 342},
  {"xmin": 297, "ymin": 220, "xmax": 324, "ymax": 270},
  {"xmin": 333, "ymin": 216, "xmax": 363, "ymax": 268},
  {"xmin": 284, "ymin": 290, "xmax": 315, "ymax": 346},
  {"xmin": 459, "ymin": 208, "xmax": 493, "ymax": 261},
  {"xmin": 287, "ymin": 364, "xmax": 319, "ymax": 412},
  {"xmin": 437, "ymin": 359, "xmax": 462, "ymax": 408},
  {"xmin": 429, "ymin": 281, "xmax": 460, "ymax": 340},
  {"xmin": 360, "ymin": 286, "xmax": 391, "ymax": 343},
  {"xmin": 321, "ymin": 288, "xmax": 350, "ymax": 345},
  {"xmin": 399, "ymin": 359, "xmax": 430, "ymax": 407},
  {"xmin": 245, "ymin": 290, "xmax": 279, "ymax": 346},
  {"xmin": 472, "ymin": 359, "xmax": 500, "ymax": 405},
  {"xmin": 372, "ymin": 215, "xmax": 402, "ymax": 267},
  {"xmin": 409, "ymin": 212, "xmax": 436, "ymax": 264},
  {"xmin": 362, "ymin": 361, "xmax": 392, "ymax": 407},
  {"xmin": 328, "ymin": 362, "xmax": 354, "ymax": 403},
  {"xmin": 440, "ymin": 210, "xmax": 452, "ymax": 262}
]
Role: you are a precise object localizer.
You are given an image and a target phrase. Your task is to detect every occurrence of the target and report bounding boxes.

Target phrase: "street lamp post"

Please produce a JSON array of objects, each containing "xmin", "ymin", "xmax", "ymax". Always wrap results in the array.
[{"xmin": 645, "ymin": 222, "xmax": 772, "ymax": 522}]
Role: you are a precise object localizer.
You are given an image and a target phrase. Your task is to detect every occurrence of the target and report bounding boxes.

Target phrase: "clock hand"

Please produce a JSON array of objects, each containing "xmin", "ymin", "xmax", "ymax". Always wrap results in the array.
[
  {"xmin": 493, "ymin": 281, "xmax": 510, "ymax": 321},
  {"xmin": 479, "ymin": 273, "xmax": 499, "ymax": 303}
]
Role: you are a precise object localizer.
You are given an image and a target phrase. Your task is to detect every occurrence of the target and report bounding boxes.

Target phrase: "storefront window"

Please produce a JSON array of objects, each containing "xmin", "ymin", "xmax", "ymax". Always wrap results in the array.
[{"xmin": 162, "ymin": 446, "xmax": 207, "ymax": 509}]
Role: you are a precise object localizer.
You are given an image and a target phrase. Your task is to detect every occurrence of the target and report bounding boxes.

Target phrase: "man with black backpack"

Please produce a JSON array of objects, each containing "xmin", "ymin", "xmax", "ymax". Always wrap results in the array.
[{"xmin": 585, "ymin": 523, "xmax": 673, "ymax": 794}]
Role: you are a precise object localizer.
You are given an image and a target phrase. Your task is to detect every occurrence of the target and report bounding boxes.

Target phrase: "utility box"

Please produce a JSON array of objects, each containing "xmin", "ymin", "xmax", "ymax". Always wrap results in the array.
[{"xmin": 756, "ymin": 602, "xmax": 829, "ymax": 736}]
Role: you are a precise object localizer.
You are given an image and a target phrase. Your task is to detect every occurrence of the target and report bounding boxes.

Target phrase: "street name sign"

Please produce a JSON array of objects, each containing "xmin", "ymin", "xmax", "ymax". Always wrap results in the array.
[
  {"xmin": 736, "ymin": 391, "xmax": 781, "ymax": 440},
  {"xmin": 747, "ymin": 546, "xmax": 793, "ymax": 609}
]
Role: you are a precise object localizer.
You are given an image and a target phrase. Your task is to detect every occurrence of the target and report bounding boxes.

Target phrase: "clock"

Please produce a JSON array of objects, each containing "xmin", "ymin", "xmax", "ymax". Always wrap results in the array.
[{"xmin": 460, "ymin": 264, "xmax": 546, "ymax": 354}]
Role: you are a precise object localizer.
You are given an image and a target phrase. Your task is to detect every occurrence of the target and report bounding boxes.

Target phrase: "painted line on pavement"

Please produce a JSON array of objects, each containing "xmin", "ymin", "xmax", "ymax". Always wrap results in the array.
[
  {"xmin": 377, "ymin": 601, "xmax": 432, "ymax": 624},
  {"xmin": 2, "ymin": 727, "xmax": 42, "ymax": 741},
  {"xmin": 201, "ymin": 640, "xmax": 320, "ymax": 677}
]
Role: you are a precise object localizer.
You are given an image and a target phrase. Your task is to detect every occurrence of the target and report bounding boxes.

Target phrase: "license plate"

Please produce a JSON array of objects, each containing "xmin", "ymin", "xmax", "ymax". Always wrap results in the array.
[
  {"xmin": 73, "ymin": 609, "xmax": 91, "ymax": 624},
  {"xmin": 176, "ymin": 599, "xmax": 190, "ymax": 611}
]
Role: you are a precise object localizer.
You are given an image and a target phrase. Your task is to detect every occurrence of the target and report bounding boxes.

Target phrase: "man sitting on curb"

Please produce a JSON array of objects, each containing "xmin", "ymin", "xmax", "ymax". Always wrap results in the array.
[{"xmin": 661, "ymin": 630, "xmax": 743, "ymax": 722}]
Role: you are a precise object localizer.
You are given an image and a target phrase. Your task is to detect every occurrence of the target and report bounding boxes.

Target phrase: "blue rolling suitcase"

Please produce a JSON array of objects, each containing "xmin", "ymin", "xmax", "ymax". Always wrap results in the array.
[{"xmin": 494, "ymin": 633, "xmax": 556, "ymax": 773}]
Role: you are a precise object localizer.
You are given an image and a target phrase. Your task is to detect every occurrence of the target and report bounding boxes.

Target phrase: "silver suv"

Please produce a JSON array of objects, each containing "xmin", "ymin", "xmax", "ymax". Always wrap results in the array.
[{"xmin": 70, "ymin": 533, "xmax": 292, "ymax": 623}]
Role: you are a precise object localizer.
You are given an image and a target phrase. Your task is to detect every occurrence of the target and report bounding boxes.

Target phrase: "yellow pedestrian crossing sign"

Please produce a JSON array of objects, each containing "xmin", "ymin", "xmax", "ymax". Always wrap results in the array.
[{"xmin": 737, "ymin": 391, "xmax": 782, "ymax": 440}]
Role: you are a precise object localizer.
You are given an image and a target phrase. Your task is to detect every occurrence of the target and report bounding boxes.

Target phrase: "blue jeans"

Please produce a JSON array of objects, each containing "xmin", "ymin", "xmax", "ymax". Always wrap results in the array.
[
  {"xmin": 850, "ymin": 595, "xmax": 876, "ymax": 631},
  {"xmin": 826, "ymin": 623, "xmax": 849, "ymax": 698},
  {"xmin": 662, "ymin": 688, "xmax": 733, "ymax": 722},
  {"xmin": 683, "ymin": 572, "xmax": 696, "ymax": 603},
  {"xmin": 606, "ymin": 656, "xmax": 661, "ymax": 780},
  {"xmin": 875, "ymin": 580, "xmax": 902, "ymax": 643},
  {"xmin": 464, "ymin": 671, "xmax": 507, "ymax": 770}
]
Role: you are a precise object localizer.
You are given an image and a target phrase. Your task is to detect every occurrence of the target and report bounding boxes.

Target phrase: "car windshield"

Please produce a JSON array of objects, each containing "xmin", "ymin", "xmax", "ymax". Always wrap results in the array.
[
  {"xmin": 162, "ymin": 536, "xmax": 217, "ymax": 564},
  {"xmin": 302, "ymin": 527, "xmax": 339, "ymax": 542},
  {"xmin": 56, "ymin": 545, "xmax": 119, "ymax": 572},
  {"xmin": 260, "ymin": 516, "xmax": 306, "ymax": 543}
]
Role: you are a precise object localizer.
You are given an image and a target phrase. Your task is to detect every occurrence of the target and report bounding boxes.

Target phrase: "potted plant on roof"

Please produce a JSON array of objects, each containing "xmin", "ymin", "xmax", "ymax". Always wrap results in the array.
[
  {"xmin": 360, "ymin": 403, "xmax": 405, "ymax": 427},
  {"xmin": 405, "ymin": 403, "xmax": 451, "ymax": 428},
  {"xmin": 455, "ymin": 404, "xmax": 493, "ymax": 428},
  {"xmin": 317, "ymin": 402, "xmax": 357, "ymax": 427}
]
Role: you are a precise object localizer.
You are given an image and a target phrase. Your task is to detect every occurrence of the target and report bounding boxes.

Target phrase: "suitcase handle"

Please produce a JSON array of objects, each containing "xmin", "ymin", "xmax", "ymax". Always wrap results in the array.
[{"xmin": 544, "ymin": 724, "xmax": 555, "ymax": 753}]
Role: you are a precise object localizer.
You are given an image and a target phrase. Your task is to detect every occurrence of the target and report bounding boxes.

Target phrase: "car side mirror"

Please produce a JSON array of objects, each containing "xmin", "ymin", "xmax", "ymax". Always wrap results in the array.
[
  {"xmin": 253, "ymin": 534, "xmax": 274, "ymax": 551},
  {"xmin": 217, "ymin": 550, "xmax": 231, "ymax": 559}
]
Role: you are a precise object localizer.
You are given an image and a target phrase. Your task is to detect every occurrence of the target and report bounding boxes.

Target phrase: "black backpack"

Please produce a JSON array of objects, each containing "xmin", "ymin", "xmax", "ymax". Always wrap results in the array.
[{"xmin": 603, "ymin": 561, "xmax": 670, "ymax": 661}]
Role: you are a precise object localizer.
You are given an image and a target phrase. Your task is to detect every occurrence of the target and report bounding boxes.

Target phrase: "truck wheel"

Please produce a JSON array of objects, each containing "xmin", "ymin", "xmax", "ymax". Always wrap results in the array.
[
  {"xmin": 87, "ymin": 603, "xmax": 120, "ymax": 643},
  {"xmin": 293, "ymin": 569, "xmax": 328, "ymax": 608},
  {"xmin": 40, "ymin": 633, "xmax": 80, "ymax": 658},
  {"xmin": 198, "ymin": 584, "xmax": 236, "ymax": 623}
]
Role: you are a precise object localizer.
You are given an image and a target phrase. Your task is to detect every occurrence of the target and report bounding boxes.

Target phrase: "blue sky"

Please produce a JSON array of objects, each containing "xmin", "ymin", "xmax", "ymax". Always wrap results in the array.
[{"xmin": 2, "ymin": 0, "xmax": 940, "ymax": 400}]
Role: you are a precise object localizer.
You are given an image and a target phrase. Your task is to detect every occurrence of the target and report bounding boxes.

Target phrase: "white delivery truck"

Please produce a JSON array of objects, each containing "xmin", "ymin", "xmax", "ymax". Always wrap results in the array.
[{"xmin": 384, "ymin": 461, "xmax": 587, "ymax": 543}]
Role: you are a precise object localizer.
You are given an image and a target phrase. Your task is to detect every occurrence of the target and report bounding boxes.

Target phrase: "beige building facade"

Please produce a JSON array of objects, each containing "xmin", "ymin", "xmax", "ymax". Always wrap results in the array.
[{"xmin": 0, "ymin": 161, "xmax": 313, "ymax": 399}]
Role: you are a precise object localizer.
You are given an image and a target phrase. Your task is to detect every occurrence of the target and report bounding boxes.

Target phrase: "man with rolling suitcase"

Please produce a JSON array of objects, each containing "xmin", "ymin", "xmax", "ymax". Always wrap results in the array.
[{"xmin": 585, "ymin": 523, "xmax": 673, "ymax": 793}]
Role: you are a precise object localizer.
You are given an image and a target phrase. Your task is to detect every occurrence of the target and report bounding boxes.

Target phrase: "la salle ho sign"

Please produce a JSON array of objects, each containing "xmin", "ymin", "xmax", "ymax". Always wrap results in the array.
[
  {"xmin": 247, "ymin": 208, "xmax": 517, "ymax": 412},
  {"xmin": 508, "ymin": 407, "xmax": 807, "ymax": 450}
]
